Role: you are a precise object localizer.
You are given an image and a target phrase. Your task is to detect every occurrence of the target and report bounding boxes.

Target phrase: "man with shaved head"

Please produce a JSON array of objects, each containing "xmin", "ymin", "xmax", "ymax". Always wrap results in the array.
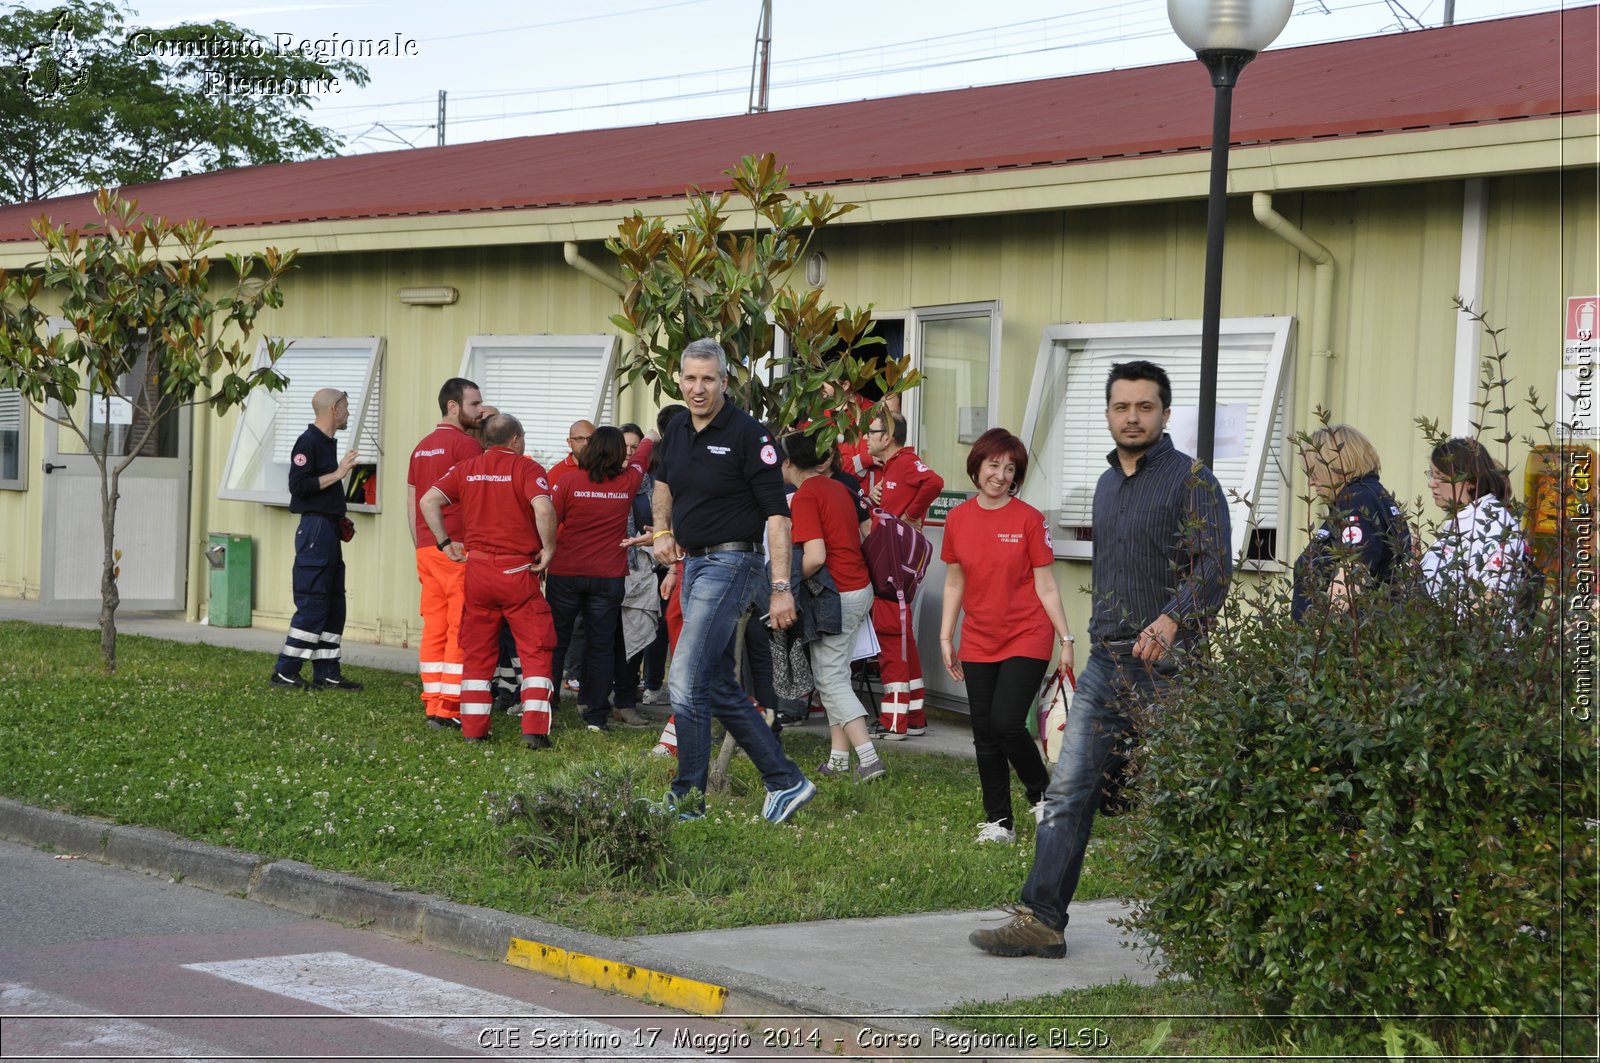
[
  {"xmin": 547, "ymin": 419, "xmax": 595, "ymax": 488},
  {"xmin": 272, "ymin": 387, "xmax": 364, "ymax": 690}
]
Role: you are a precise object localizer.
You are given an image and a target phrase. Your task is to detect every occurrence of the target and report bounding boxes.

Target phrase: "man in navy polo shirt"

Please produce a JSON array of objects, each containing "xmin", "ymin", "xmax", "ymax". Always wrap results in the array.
[
  {"xmin": 272, "ymin": 387, "xmax": 363, "ymax": 691},
  {"xmin": 651, "ymin": 338, "xmax": 815, "ymax": 823}
]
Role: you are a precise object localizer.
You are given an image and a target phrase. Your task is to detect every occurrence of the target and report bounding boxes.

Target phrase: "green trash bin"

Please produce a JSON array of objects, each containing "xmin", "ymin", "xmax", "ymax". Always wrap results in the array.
[{"xmin": 206, "ymin": 533, "xmax": 253, "ymax": 628}]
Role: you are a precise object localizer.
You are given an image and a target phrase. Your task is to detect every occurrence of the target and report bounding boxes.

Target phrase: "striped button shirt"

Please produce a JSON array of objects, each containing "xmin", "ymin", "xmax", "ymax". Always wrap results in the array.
[{"xmin": 1087, "ymin": 434, "xmax": 1232, "ymax": 644}]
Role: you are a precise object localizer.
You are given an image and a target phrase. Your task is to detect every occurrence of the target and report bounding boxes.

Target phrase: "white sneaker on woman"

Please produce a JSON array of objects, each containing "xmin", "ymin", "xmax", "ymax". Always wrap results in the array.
[{"xmin": 976, "ymin": 820, "xmax": 1016, "ymax": 845}]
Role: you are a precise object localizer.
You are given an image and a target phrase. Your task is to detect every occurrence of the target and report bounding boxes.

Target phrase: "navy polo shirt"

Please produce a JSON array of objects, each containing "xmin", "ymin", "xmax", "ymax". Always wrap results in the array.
[
  {"xmin": 286, "ymin": 424, "xmax": 346, "ymax": 517},
  {"xmin": 657, "ymin": 399, "xmax": 788, "ymax": 549}
]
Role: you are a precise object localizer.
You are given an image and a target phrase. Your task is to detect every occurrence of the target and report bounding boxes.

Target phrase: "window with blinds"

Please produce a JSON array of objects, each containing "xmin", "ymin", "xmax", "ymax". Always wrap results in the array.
[
  {"xmin": 1018, "ymin": 318, "xmax": 1295, "ymax": 564},
  {"xmin": 218, "ymin": 337, "xmax": 385, "ymax": 506},
  {"xmin": 0, "ymin": 387, "xmax": 24, "ymax": 488},
  {"xmin": 458, "ymin": 335, "xmax": 618, "ymax": 471}
]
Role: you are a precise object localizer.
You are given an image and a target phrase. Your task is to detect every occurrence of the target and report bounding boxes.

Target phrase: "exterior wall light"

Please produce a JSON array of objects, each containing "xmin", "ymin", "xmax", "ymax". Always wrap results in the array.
[{"xmin": 396, "ymin": 286, "xmax": 459, "ymax": 306}]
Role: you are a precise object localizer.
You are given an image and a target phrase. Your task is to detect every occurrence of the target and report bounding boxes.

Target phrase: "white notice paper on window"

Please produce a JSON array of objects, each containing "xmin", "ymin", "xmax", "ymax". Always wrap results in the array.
[{"xmin": 1167, "ymin": 404, "xmax": 1247, "ymax": 460}]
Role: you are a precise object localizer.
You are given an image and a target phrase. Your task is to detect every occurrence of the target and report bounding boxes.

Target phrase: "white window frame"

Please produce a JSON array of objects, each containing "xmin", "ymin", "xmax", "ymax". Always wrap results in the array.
[
  {"xmin": 217, "ymin": 336, "xmax": 385, "ymax": 509},
  {"xmin": 1018, "ymin": 317, "xmax": 1296, "ymax": 564},
  {"xmin": 458, "ymin": 334, "xmax": 618, "ymax": 471},
  {"xmin": 0, "ymin": 388, "xmax": 25, "ymax": 490}
]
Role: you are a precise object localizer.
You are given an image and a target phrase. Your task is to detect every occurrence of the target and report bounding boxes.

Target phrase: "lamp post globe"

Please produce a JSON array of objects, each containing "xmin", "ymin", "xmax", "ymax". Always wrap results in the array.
[
  {"xmin": 1168, "ymin": 0, "xmax": 1293, "ymax": 59},
  {"xmin": 1167, "ymin": 0, "xmax": 1292, "ymax": 467}
]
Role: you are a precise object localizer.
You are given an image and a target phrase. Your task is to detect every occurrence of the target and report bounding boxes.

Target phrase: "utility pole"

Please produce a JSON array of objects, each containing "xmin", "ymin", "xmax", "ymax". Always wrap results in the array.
[
  {"xmin": 437, "ymin": 90, "xmax": 446, "ymax": 147},
  {"xmin": 748, "ymin": 0, "xmax": 772, "ymax": 114}
]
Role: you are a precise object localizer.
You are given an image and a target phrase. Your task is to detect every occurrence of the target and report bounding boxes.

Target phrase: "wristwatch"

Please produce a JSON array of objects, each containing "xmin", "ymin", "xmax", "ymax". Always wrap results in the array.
[
  {"xmin": 435, "ymin": 537, "xmax": 452, "ymax": 551},
  {"xmin": 769, "ymin": 580, "xmax": 792, "ymax": 593},
  {"xmin": 1059, "ymin": 633, "xmax": 1075, "ymax": 644}
]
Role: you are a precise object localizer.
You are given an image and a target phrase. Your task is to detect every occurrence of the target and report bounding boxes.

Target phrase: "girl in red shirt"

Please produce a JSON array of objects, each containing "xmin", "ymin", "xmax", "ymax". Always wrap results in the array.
[
  {"xmin": 784, "ymin": 430, "xmax": 885, "ymax": 783},
  {"xmin": 939, "ymin": 428, "xmax": 1074, "ymax": 844}
]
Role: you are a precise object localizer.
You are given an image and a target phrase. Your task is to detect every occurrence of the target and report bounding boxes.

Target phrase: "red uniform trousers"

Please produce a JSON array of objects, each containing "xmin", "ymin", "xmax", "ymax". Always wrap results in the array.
[
  {"xmin": 458, "ymin": 553, "xmax": 555, "ymax": 741},
  {"xmin": 415, "ymin": 546, "xmax": 466, "ymax": 723},
  {"xmin": 872, "ymin": 595, "xmax": 927, "ymax": 733},
  {"xmin": 656, "ymin": 565, "xmax": 685, "ymax": 754}
]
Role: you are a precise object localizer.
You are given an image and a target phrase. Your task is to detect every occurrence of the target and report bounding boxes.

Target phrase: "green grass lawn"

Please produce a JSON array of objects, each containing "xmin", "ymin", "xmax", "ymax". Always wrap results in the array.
[{"xmin": 0, "ymin": 621, "xmax": 1132, "ymax": 936}]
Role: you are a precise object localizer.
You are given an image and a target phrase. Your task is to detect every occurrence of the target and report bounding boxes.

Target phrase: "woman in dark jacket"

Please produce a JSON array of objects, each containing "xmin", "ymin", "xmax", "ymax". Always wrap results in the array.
[{"xmin": 1292, "ymin": 423, "xmax": 1413, "ymax": 620}]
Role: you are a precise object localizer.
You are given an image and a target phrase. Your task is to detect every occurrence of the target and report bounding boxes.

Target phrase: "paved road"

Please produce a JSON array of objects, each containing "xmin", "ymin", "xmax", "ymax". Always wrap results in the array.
[{"xmin": 0, "ymin": 839, "xmax": 834, "ymax": 1062}]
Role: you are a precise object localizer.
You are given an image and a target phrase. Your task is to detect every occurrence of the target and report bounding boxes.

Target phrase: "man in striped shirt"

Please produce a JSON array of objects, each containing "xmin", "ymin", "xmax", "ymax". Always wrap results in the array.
[{"xmin": 970, "ymin": 359, "xmax": 1231, "ymax": 958}]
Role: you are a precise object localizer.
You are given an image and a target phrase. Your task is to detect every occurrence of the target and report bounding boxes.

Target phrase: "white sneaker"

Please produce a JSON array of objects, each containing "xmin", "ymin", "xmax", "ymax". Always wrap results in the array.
[
  {"xmin": 641, "ymin": 687, "xmax": 671, "ymax": 706},
  {"xmin": 976, "ymin": 821, "xmax": 1016, "ymax": 845},
  {"xmin": 1032, "ymin": 799, "xmax": 1047, "ymax": 824}
]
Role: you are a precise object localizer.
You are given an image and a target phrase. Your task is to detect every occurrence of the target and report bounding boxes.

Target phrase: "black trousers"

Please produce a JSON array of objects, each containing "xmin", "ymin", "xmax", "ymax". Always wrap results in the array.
[{"xmin": 962, "ymin": 656, "xmax": 1051, "ymax": 829}]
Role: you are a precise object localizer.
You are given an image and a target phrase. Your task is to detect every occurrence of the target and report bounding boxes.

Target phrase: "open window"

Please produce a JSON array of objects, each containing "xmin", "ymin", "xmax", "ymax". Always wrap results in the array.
[
  {"xmin": 0, "ymin": 389, "xmax": 24, "ymax": 490},
  {"xmin": 459, "ymin": 335, "xmax": 618, "ymax": 470},
  {"xmin": 1019, "ymin": 317, "xmax": 1295, "ymax": 564},
  {"xmin": 218, "ymin": 337, "xmax": 385, "ymax": 509}
]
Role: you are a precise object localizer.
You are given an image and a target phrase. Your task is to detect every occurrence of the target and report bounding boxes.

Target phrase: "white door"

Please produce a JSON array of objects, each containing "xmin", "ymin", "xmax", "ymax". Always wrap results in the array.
[
  {"xmin": 896, "ymin": 302, "xmax": 1003, "ymax": 711},
  {"xmin": 41, "ymin": 348, "xmax": 191, "ymax": 611}
]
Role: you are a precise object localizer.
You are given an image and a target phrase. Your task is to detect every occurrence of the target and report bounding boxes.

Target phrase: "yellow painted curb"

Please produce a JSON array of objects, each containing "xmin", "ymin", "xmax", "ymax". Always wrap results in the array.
[{"xmin": 505, "ymin": 937, "xmax": 729, "ymax": 1014}]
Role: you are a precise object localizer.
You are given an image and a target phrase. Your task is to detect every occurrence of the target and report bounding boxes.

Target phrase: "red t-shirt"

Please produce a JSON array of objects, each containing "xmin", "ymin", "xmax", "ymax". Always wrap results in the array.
[
  {"xmin": 549, "ymin": 439, "xmax": 653, "ymax": 578},
  {"xmin": 407, "ymin": 423, "xmax": 482, "ymax": 543},
  {"xmin": 790, "ymin": 474, "xmax": 870, "ymax": 592},
  {"xmin": 940, "ymin": 497, "xmax": 1055, "ymax": 662},
  {"xmin": 877, "ymin": 446, "xmax": 944, "ymax": 524},
  {"xmin": 430, "ymin": 447, "xmax": 552, "ymax": 557},
  {"xmin": 547, "ymin": 453, "xmax": 581, "ymax": 487}
]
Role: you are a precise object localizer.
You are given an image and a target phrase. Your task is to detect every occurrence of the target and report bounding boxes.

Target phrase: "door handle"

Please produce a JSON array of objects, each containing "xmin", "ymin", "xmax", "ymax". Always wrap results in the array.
[{"xmin": 42, "ymin": 462, "xmax": 64, "ymax": 474}]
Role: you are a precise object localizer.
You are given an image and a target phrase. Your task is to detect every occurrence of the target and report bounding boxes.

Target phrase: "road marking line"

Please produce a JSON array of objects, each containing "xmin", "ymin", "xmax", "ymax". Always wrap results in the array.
[
  {"xmin": 1, "ymin": 982, "xmax": 232, "ymax": 1062},
  {"xmin": 504, "ymin": 938, "xmax": 729, "ymax": 1015},
  {"xmin": 184, "ymin": 950, "xmax": 698, "ymax": 1058}
]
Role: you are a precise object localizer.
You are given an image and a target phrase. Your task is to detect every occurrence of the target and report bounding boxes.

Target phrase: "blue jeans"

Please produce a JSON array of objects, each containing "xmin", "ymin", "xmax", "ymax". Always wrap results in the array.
[
  {"xmin": 668, "ymin": 551, "xmax": 805, "ymax": 803},
  {"xmin": 546, "ymin": 573, "xmax": 623, "ymax": 727},
  {"xmin": 1021, "ymin": 647, "xmax": 1173, "ymax": 930}
]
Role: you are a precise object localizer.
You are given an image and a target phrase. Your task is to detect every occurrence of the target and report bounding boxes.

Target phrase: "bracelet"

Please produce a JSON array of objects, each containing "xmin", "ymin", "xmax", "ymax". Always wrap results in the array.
[
  {"xmin": 651, "ymin": 529, "xmax": 673, "ymax": 541},
  {"xmin": 435, "ymin": 537, "xmax": 452, "ymax": 551}
]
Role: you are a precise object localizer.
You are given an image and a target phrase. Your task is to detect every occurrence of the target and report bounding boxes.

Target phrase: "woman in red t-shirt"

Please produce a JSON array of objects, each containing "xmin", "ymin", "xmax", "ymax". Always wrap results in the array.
[
  {"xmin": 547, "ymin": 426, "xmax": 653, "ymax": 732},
  {"xmin": 784, "ymin": 430, "xmax": 886, "ymax": 783},
  {"xmin": 939, "ymin": 428, "xmax": 1074, "ymax": 844}
]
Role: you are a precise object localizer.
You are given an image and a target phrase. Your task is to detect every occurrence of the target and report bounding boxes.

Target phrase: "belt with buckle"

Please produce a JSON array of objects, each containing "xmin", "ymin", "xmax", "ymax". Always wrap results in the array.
[{"xmin": 683, "ymin": 540, "xmax": 762, "ymax": 558}]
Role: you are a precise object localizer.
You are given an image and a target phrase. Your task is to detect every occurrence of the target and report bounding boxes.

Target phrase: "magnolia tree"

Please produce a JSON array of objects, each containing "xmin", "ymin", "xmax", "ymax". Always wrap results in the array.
[
  {"xmin": 0, "ymin": 190, "xmax": 297, "ymax": 672},
  {"xmin": 607, "ymin": 152, "xmax": 919, "ymax": 447}
]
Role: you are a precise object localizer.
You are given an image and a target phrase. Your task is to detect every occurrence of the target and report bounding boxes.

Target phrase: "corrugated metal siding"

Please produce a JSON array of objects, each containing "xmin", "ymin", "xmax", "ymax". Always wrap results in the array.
[{"xmin": 0, "ymin": 8, "xmax": 1591, "ymax": 242}]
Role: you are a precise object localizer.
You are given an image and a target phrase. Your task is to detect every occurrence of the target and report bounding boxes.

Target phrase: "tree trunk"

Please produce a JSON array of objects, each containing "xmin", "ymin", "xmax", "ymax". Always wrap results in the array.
[{"xmin": 98, "ymin": 463, "xmax": 120, "ymax": 674}]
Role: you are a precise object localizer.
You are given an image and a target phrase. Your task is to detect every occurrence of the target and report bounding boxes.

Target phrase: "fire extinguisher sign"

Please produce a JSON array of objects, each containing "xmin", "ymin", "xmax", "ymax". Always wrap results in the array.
[{"xmin": 1567, "ymin": 295, "xmax": 1599, "ymax": 362}]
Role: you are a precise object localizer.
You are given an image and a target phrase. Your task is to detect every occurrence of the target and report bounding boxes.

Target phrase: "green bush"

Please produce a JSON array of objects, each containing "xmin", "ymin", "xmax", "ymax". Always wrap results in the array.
[
  {"xmin": 488, "ymin": 755, "xmax": 676, "ymax": 882},
  {"xmin": 1120, "ymin": 480, "xmax": 1595, "ymax": 1048}
]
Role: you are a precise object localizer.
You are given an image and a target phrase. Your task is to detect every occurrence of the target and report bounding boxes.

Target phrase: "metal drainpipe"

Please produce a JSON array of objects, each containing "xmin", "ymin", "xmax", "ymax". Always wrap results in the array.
[
  {"xmin": 1252, "ymin": 193, "xmax": 1335, "ymax": 417},
  {"xmin": 563, "ymin": 241, "xmax": 625, "ymax": 296}
]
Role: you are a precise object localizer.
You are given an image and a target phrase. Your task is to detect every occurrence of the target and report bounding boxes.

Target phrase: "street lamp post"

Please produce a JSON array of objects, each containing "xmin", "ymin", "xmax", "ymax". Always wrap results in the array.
[{"xmin": 1167, "ymin": 0, "xmax": 1292, "ymax": 467}]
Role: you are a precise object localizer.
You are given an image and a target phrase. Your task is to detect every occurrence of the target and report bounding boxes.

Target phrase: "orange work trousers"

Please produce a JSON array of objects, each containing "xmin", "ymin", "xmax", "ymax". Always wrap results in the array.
[{"xmin": 415, "ymin": 545, "xmax": 466, "ymax": 723}]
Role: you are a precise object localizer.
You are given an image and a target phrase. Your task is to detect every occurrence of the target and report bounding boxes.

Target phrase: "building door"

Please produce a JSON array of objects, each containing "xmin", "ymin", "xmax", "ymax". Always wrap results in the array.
[
  {"xmin": 894, "ymin": 301, "xmax": 1002, "ymax": 711},
  {"xmin": 40, "ymin": 343, "xmax": 191, "ymax": 611}
]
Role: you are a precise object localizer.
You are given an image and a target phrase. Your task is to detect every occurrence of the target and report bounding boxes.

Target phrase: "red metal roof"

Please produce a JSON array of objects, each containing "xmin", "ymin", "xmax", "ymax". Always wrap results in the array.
[{"xmin": 0, "ymin": 6, "xmax": 1592, "ymax": 242}]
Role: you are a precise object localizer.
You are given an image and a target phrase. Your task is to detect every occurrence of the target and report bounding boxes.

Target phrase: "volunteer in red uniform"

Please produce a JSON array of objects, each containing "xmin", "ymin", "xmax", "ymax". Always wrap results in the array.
[
  {"xmin": 548, "ymin": 425, "xmax": 655, "ymax": 731},
  {"xmin": 939, "ymin": 427, "xmax": 1074, "ymax": 845},
  {"xmin": 784, "ymin": 430, "xmax": 886, "ymax": 783},
  {"xmin": 406, "ymin": 378, "xmax": 488, "ymax": 730},
  {"xmin": 864, "ymin": 410, "xmax": 944, "ymax": 738},
  {"xmin": 419, "ymin": 414, "xmax": 559, "ymax": 748},
  {"xmin": 546, "ymin": 420, "xmax": 595, "ymax": 488}
]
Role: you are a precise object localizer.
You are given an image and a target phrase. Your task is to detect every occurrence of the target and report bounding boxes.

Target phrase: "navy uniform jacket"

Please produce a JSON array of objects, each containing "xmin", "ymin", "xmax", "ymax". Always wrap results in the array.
[
  {"xmin": 1292, "ymin": 472, "xmax": 1411, "ymax": 620},
  {"xmin": 287, "ymin": 424, "xmax": 346, "ymax": 518}
]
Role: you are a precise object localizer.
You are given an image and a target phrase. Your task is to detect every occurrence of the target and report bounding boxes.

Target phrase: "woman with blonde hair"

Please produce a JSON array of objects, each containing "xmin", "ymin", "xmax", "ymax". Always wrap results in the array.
[{"xmin": 1292, "ymin": 423, "xmax": 1412, "ymax": 619}]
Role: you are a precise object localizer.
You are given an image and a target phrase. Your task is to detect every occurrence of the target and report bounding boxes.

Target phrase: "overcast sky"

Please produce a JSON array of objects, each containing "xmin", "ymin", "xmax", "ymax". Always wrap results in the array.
[{"xmin": 32, "ymin": 0, "xmax": 1588, "ymax": 152}]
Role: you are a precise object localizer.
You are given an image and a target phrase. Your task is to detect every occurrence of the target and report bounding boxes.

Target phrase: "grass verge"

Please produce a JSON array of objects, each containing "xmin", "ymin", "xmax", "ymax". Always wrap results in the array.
[{"xmin": 0, "ymin": 621, "xmax": 1131, "ymax": 936}]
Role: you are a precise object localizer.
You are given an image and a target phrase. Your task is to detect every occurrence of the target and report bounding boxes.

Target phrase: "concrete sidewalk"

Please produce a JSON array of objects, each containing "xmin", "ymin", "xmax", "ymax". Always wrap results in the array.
[{"xmin": 0, "ymin": 599, "xmax": 1163, "ymax": 1051}]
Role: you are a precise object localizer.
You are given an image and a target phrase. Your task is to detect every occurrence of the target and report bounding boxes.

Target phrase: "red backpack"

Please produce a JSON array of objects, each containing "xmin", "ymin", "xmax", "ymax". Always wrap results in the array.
[{"xmin": 862, "ymin": 508, "xmax": 933, "ymax": 656}]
